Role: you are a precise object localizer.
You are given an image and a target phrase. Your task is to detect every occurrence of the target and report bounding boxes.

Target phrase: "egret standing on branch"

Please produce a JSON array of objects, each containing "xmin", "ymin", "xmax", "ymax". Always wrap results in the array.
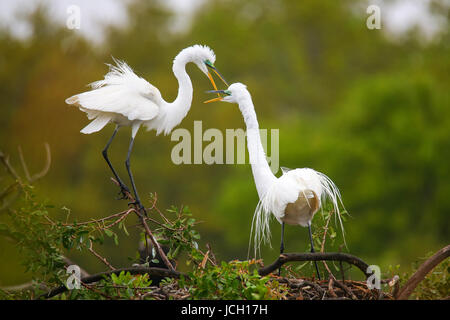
[
  {"xmin": 65, "ymin": 45, "xmax": 228, "ymax": 213},
  {"xmin": 205, "ymin": 83, "xmax": 345, "ymax": 279}
]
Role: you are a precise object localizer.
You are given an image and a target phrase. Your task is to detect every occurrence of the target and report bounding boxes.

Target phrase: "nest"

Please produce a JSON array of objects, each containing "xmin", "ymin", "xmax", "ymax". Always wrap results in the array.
[
  {"xmin": 133, "ymin": 277, "xmax": 394, "ymax": 300},
  {"xmin": 280, "ymin": 278, "xmax": 394, "ymax": 300}
]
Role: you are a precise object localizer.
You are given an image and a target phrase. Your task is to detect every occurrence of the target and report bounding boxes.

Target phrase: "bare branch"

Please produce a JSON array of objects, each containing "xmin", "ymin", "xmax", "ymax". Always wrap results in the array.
[
  {"xmin": 30, "ymin": 143, "xmax": 51, "ymax": 182},
  {"xmin": 88, "ymin": 240, "xmax": 115, "ymax": 271},
  {"xmin": 0, "ymin": 150, "xmax": 22, "ymax": 182},
  {"xmin": 258, "ymin": 252, "xmax": 371, "ymax": 277},
  {"xmin": 17, "ymin": 146, "xmax": 31, "ymax": 182},
  {"xmin": 320, "ymin": 211, "xmax": 335, "ymax": 278},
  {"xmin": 0, "ymin": 281, "xmax": 47, "ymax": 292},
  {"xmin": 396, "ymin": 245, "xmax": 450, "ymax": 300}
]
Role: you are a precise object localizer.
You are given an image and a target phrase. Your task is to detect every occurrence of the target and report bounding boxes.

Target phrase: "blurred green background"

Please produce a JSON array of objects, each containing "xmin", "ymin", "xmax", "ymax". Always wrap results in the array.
[{"xmin": 0, "ymin": 0, "xmax": 449, "ymax": 286}]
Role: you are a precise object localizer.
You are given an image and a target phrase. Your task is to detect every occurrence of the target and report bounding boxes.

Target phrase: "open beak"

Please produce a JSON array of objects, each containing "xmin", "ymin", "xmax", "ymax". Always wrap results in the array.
[
  {"xmin": 204, "ymin": 96, "xmax": 224, "ymax": 104},
  {"xmin": 207, "ymin": 72, "xmax": 220, "ymax": 97},
  {"xmin": 204, "ymin": 90, "xmax": 226, "ymax": 104},
  {"xmin": 206, "ymin": 64, "xmax": 229, "ymax": 87}
]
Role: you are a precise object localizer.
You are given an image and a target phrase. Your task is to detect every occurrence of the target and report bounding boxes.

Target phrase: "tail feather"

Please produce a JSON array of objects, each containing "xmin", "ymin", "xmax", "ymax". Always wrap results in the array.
[
  {"xmin": 80, "ymin": 115, "xmax": 111, "ymax": 134},
  {"xmin": 65, "ymin": 95, "xmax": 79, "ymax": 105}
]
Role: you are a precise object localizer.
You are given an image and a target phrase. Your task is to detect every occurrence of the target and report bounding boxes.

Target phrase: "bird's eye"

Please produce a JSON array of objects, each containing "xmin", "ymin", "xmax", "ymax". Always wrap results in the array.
[
  {"xmin": 204, "ymin": 60, "xmax": 214, "ymax": 67},
  {"xmin": 224, "ymin": 90, "xmax": 232, "ymax": 96}
]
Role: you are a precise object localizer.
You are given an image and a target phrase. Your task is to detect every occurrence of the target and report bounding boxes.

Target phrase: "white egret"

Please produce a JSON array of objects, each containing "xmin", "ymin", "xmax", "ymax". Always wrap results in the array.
[
  {"xmin": 205, "ymin": 83, "xmax": 345, "ymax": 278},
  {"xmin": 65, "ymin": 45, "xmax": 228, "ymax": 213}
]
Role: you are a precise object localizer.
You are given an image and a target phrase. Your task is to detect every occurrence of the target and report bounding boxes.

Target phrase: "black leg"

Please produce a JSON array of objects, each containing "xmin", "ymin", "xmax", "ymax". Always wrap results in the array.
[
  {"xmin": 278, "ymin": 222, "xmax": 285, "ymax": 276},
  {"xmin": 102, "ymin": 126, "xmax": 130, "ymax": 199},
  {"xmin": 308, "ymin": 222, "xmax": 321, "ymax": 280},
  {"xmin": 125, "ymin": 136, "xmax": 147, "ymax": 216}
]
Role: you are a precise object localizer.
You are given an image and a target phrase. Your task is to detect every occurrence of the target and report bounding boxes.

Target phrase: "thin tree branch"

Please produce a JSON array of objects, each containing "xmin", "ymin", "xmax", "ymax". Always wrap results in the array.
[
  {"xmin": 320, "ymin": 211, "xmax": 333, "ymax": 253},
  {"xmin": 0, "ymin": 150, "xmax": 22, "ymax": 182},
  {"xmin": 80, "ymin": 281, "xmax": 114, "ymax": 299},
  {"xmin": 17, "ymin": 146, "xmax": 31, "ymax": 182},
  {"xmin": 88, "ymin": 240, "xmax": 115, "ymax": 271},
  {"xmin": 320, "ymin": 211, "xmax": 334, "ymax": 278},
  {"xmin": 30, "ymin": 143, "xmax": 51, "ymax": 182},
  {"xmin": 332, "ymin": 276, "xmax": 358, "ymax": 300},
  {"xmin": 57, "ymin": 208, "xmax": 133, "ymax": 227},
  {"xmin": 0, "ymin": 281, "xmax": 47, "ymax": 292}
]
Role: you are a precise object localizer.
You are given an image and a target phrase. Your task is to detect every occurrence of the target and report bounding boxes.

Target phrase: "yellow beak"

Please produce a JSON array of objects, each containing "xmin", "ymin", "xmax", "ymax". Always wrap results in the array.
[
  {"xmin": 211, "ymin": 68, "xmax": 229, "ymax": 87},
  {"xmin": 203, "ymin": 96, "xmax": 224, "ymax": 104},
  {"xmin": 207, "ymin": 72, "xmax": 221, "ymax": 97}
]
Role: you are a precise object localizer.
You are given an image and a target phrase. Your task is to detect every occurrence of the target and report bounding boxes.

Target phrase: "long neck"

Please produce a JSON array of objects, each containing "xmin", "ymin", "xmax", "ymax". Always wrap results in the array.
[
  {"xmin": 239, "ymin": 95, "xmax": 277, "ymax": 199},
  {"xmin": 165, "ymin": 53, "xmax": 194, "ymax": 129},
  {"xmin": 172, "ymin": 55, "xmax": 193, "ymax": 105}
]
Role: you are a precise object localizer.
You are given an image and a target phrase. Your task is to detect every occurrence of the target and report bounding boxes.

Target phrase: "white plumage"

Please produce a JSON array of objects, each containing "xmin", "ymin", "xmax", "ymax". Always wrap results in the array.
[
  {"xmin": 65, "ymin": 45, "xmax": 227, "ymax": 212},
  {"xmin": 66, "ymin": 58, "xmax": 161, "ymax": 136},
  {"xmin": 256, "ymin": 167, "xmax": 344, "ymax": 253},
  {"xmin": 205, "ymin": 83, "xmax": 346, "ymax": 269},
  {"xmin": 66, "ymin": 45, "xmax": 224, "ymax": 137}
]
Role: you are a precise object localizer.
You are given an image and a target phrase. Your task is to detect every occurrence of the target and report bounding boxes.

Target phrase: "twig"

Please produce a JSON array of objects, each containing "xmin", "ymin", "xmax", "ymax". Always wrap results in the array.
[
  {"xmin": 0, "ymin": 151, "xmax": 22, "ymax": 182},
  {"xmin": 199, "ymin": 250, "xmax": 209, "ymax": 269},
  {"xmin": 60, "ymin": 208, "xmax": 133, "ymax": 227},
  {"xmin": 150, "ymin": 192, "xmax": 171, "ymax": 225},
  {"xmin": 320, "ymin": 211, "xmax": 334, "ymax": 279},
  {"xmin": 81, "ymin": 282, "xmax": 113, "ymax": 300},
  {"xmin": 144, "ymin": 215, "xmax": 180, "ymax": 231},
  {"xmin": 327, "ymin": 277, "xmax": 337, "ymax": 298},
  {"xmin": 332, "ymin": 277, "xmax": 358, "ymax": 300},
  {"xmin": 88, "ymin": 240, "xmax": 115, "ymax": 270},
  {"xmin": 0, "ymin": 182, "xmax": 20, "ymax": 212},
  {"xmin": 259, "ymin": 252, "xmax": 370, "ymax": 277},
  {"xmin": 0, "ymin": 145, "xmax": 51, "ymax": 212},
  {"xmin": 17, "ymin": 146, "xmax": 31, "ymax": 182},
  {"xmin": 30, "ymin": 143, "xmax": 51, "ymax": 182},
  {"xmin": 206, "ymin": 243, "xmax": 217, "ymax": 266},
  {"xmin": 0, "ymin": 281, "xmax": 47, "ymax": 292},
  {"xmin": 39, "ymin": 266, "xmax": 184, "ymax": 299},
  {"xmin": 320, "ymin": 211, "xmax": 333, "ymax": 253},
  {"xmin": 396, "ymin": 245, "xmax": 450, "ymax": 300},
  {"xmin": 299, "ymin": 279, "xmax": 325, "ymax": 297},
  {"xmin": 103, "ymin": 209, "xmax": 133, "ymax": 229}
]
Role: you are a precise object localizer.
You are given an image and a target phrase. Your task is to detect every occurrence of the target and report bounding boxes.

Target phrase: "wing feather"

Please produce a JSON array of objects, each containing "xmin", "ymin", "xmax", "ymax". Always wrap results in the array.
[{"xmin": 66, "ymin": 58, "xmax": 160, "ymax": 122}]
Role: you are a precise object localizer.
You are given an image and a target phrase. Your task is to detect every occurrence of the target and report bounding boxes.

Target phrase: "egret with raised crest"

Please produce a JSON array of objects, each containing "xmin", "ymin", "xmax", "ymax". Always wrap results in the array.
[{"xmin": 66, "ymin": 45, "xmax": 228, "ymax": 213}]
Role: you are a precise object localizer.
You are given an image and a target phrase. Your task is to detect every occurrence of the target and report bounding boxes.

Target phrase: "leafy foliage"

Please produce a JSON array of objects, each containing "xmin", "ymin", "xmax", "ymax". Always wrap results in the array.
[
  {"xmin": 0, "ymin": 178, "xmax": 446, "ymax": 300},
  {"xmin": 153, "ymin": 202, "xmax": 203, "ymax": 265},
  {"xmin": 179, "ymin": 260, "xmax": 288, "ymax": 300},
  {"xmin": 0, "ymin": 184, "xmax": 85, "ymax": 288}
]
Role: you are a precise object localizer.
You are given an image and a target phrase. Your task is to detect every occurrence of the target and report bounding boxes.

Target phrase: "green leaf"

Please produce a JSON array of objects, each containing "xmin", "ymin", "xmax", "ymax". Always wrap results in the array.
[{"xmin": 104, "ymin": 229, "xmax": 113, "ymax": 237}]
